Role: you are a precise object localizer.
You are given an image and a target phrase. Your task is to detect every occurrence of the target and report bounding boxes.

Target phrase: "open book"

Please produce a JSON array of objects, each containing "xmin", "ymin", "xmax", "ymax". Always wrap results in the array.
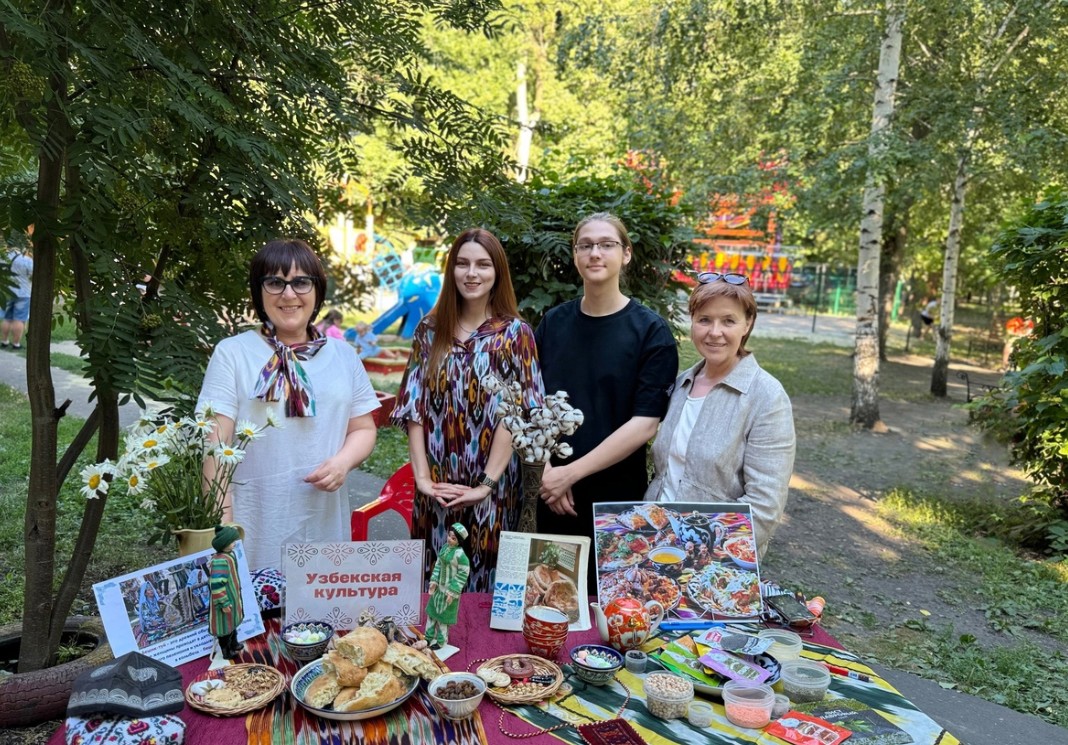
[{"xmin": 490, "ymin": 531, "xmax": 591, "ymax": 631}]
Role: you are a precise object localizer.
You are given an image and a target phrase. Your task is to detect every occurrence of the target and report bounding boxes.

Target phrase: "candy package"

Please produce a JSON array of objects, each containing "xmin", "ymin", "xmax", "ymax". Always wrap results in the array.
[
  {"xmin": 697, "ymin": 649, "xmax": 772, "ymax": 685},
  {"xmin": 766, "ymin": 711, "xmax": 852, "ymax": 745}
]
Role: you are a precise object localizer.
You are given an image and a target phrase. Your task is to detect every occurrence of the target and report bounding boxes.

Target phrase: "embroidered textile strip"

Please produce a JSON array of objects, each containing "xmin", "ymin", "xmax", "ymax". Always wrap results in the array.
[{"xmin": 242, "ymin": 618, "xmax": 488, "ymax": 745}]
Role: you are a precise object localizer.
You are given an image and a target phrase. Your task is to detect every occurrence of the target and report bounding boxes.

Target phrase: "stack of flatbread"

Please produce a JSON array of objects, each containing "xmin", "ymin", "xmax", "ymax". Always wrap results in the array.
[
  {"xmin": 304, "ymin": 627, "xmax": 441, "ymax": 712},
  {"xmin": 524, "ymin": 563, "xmax": 580, "ymax": 622}
]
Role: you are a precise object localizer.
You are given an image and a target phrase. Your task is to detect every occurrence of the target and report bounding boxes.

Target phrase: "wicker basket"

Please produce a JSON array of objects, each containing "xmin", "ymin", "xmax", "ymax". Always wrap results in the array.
[
  {"xmin": 476, "ymin": 654, "xmax": 564, "ymax": 705},
  {"xmin": 185, "ymin": 663, "xmax": 285, "ymax": 717}
]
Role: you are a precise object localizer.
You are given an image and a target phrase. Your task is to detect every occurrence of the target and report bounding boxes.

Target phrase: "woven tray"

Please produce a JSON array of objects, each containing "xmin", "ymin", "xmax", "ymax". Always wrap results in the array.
[
  {"xmin": 475, "ymin": 654, "xmax": 564, "ymax": 705},
  {"xmin": 185, "ymin": 663, "xmax": 285, "ymax": 717}
]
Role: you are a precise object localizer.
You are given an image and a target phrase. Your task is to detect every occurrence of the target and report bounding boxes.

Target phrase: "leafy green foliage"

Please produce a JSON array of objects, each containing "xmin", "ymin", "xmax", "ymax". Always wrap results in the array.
[
  {"xmin": 879, "ymin": 489, "xmax": 1068, "ymax": 641},
  {"xmin": 0, "ymin": 385, "xmax": 169, "ymax": 625},
  {"xmin": 0, "ymin": 0, "xmax": 510, "ymax": 670},
  {"xmin": 971, "ymin": 192, "xmax": 1068, "ymax": 531},
  {"xmin": 450, "ymin": 164, "xmax": 695, "ymax": 327}
]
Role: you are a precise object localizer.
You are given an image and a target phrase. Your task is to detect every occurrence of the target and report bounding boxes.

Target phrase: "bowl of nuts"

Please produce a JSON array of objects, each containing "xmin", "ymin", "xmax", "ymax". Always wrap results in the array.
[
  {"xmin": 428, "ymin": 672, "xmax": 487, "ymax": 721},
  {"xmin": 569, "ymin": 644, "xmax": 623, "ymax": 686},
  {"xmin": 643, "ymin": 672, "xmax": 694, "ymax": 720}
]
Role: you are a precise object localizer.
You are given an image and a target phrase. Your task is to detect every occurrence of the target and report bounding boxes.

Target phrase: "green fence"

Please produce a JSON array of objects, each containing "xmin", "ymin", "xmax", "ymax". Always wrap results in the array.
[{"xmin": 786, "ymin": 267, "xmax": 857, "ymax": 316}]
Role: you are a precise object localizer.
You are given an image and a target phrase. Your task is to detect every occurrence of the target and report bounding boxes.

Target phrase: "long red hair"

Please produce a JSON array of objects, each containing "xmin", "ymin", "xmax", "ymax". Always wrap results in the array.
[{"xmin": 426, "ymin": 228, "xmax": 520, "ymax": 372}]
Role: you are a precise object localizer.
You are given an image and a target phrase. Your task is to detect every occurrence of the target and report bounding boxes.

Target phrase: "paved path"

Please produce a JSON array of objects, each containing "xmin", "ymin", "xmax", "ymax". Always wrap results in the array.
[{"xmin": 1, "ymin": 336, "xmax": 1064, "ymax": 742}]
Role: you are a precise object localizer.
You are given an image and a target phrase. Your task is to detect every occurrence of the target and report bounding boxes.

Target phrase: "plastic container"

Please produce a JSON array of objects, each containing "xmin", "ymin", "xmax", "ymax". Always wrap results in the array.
[
  {"xmin": 624, "ymin": 650, "xmax": 648, "ymax": 674},
  {"xmin": 758, "ymin": 628, "xmax": 803, "ymax": 662},
  {"xmin": 772, "ymin": 693, "xmax": 791, "ymax": 719},
  {"xmin": 643, "ymin": 672, "xmax": 694, "ymax": 720},
  {"xmin": 686, "ymin": 699, "xmax": 715, "ymax": 727},
  {"xmin": 722, "ymin": 680, "xmax": 775, "ymax": 729},
  {"xmin": 428, "ymin": 672, "xmax": 487, "ymax": 721},
  {"xmin": 779, "ymin": 659, "xmax": 831, "ymax": 703}
]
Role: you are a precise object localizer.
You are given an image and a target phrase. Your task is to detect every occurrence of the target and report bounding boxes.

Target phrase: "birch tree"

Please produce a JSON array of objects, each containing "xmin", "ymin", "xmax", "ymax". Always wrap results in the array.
[
  {"xmin": 851, "ymin": 5, "xmax": 905, "ymax": 429},
  {"xmin": 931, "ymin": 0, "xmax": 1059, "ymax": 395}
]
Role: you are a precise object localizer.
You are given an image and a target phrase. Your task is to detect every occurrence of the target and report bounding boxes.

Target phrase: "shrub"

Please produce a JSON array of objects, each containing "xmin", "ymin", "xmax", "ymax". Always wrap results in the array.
[
  {"xmin": 971, "ymin": 191, "xmax": 1068, "ymax": 548},
  {"xmin": 449, "ymin": 164, "xmax": 696, "ymax": 327}
]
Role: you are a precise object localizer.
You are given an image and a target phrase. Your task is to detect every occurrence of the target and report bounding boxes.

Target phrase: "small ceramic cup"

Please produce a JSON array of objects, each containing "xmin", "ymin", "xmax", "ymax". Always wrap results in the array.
[
  {"xmin": 624, "ymin": 649, "xmax": 648, "ymax": 673},
  {"xmin": 522, "ymin": 605, "xmax": 569, "ymax": 658}
]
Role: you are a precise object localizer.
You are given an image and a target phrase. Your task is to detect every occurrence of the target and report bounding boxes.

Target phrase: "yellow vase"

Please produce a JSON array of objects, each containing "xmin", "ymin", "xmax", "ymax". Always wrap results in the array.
[{"xmin": 172, "ymin": 524, "xmax": 244, "ymax": 556}]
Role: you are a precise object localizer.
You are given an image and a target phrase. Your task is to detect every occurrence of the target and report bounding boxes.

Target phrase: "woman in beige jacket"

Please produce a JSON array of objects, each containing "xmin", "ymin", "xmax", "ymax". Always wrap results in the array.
[{"xmin": 644, "ymin": 273, "xmax": 795, "ymax": 558}]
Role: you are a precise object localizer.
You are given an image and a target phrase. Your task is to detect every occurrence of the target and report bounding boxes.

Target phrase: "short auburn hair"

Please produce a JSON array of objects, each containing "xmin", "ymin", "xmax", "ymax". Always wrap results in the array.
[{"xmin": 688, "ymin": 278, "xmax": 758, "ymax": 351}]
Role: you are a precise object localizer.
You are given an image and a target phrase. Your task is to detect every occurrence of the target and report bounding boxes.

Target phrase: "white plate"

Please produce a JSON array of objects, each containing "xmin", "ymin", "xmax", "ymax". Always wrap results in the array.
[{"xmin": 290, "ymin": 658, "xmax": 420, "ymax": 721}]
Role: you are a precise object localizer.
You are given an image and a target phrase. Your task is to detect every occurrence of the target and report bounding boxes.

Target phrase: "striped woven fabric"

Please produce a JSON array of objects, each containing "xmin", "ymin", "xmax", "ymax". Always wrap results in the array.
[
  {"xmin": 503, "ymin": 640, "xmax": 961, "ymax": 745},
  {"xmin": 243, "ymin": 618, "xmax": 488, "ymax": 745}
]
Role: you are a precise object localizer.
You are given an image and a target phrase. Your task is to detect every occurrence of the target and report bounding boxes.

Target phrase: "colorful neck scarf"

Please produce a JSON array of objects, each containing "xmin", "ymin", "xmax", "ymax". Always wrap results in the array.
[{"xmin": 252, "ymin": 323, "xmax": 327, "ymax": 417}]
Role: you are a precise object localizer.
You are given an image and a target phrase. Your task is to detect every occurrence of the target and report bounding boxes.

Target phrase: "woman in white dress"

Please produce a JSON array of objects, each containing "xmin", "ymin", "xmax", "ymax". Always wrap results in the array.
[{"xmin": 197, "ymin": 239, "xmax": 379, "ymax": 569}]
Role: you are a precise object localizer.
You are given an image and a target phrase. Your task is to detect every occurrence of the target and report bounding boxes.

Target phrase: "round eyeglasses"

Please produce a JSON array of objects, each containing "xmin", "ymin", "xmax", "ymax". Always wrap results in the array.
[
  {"xmin": 261, "ymin": 276, "xmax": 316, "ymax": 295},
  {"xmin": 696, "ymin": 272, "xmax": 748, "ymax": 285}
]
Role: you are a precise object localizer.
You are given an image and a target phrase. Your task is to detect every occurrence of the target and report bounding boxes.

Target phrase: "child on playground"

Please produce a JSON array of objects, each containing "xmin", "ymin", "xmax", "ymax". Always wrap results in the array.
[
  {"xmin": 316, "ymin": 309, "xmax": 345, "ymax": 340},
  {"xmin": 349, "ymin": 321, "xmax": 383, "ymax": 359},
  {"xmin": 346, "ymin": 320, "xmax": 406, "ymax": 360}
]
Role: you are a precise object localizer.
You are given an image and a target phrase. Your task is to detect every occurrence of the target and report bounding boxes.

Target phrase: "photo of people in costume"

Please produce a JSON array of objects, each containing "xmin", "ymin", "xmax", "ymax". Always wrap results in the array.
[{"xmin": 121, "ymin": 558, "xmax": 212, "ymax": 647}]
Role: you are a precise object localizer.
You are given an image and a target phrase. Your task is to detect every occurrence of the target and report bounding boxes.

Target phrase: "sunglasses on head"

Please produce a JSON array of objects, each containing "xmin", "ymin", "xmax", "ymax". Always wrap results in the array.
[{"xmin": 697, "ymin": 272, "xmax": 748, "ymax": 285}]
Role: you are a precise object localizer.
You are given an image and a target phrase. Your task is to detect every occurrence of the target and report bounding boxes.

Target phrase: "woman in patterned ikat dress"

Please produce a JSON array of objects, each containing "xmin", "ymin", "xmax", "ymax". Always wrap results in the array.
[{"xmin": 392, "ymin": 229, "xmax": 543, "ymax": 592}]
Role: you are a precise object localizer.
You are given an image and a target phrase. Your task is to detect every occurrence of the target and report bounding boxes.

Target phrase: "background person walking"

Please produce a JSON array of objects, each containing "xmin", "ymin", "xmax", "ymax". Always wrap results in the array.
[{"xmin": 1, "ymin": 226, "xmax": 33, "ymax": 350}]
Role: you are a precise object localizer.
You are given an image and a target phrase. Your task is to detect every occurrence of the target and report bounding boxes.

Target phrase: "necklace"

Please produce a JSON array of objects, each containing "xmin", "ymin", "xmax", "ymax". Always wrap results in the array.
[
  {"xmin": 457, "ymin": 316, "xmax": 488, "ymax": 337},
  {"xmin": 493, "ymin": 677, "xmax": 633, "ymax": 740}
]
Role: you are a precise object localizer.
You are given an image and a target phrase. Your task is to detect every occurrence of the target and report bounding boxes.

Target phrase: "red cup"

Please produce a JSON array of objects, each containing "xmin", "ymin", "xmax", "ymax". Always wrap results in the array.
[{"xmin": 522, "ymin": 605, "xmax": 569, "ymax": 658}]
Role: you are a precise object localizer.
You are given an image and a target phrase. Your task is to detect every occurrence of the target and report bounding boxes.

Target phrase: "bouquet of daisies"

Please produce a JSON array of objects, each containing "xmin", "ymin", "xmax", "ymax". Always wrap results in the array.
[{"xmin": 78, "ymin": 405, "xmax": 275, "ymax": 543}]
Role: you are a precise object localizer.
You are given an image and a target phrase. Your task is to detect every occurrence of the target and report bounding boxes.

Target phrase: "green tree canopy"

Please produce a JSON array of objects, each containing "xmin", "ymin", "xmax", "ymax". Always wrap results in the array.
[{"xmin": 0, "ymin": 0, "xmax": 508, "ymax": 672}]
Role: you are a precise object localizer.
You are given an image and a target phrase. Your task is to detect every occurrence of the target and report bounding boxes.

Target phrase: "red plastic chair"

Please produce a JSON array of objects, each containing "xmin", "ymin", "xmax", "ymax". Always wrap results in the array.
[{"xmin": 351, "ymin": 462, "xmax": 415, "ymax": 541}]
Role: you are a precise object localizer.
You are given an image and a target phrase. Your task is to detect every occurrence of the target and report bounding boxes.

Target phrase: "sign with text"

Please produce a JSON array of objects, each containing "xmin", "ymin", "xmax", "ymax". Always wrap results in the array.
[
  {"xmin": 93, "ymin": 541, "xmax": 263, "ymax": 667},
  {"xmin": 283, "ymin": 540, "xmax": 423, "ymax": 629}
]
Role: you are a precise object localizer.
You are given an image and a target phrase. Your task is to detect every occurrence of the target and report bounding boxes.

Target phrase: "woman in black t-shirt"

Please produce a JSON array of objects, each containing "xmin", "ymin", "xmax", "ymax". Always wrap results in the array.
[{"xmin": 535, "ymin": 213, "xmax": 678, "ymax": 544}]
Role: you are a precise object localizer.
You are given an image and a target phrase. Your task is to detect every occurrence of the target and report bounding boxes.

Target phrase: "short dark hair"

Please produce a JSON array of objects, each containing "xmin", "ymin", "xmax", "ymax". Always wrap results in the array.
[{"xmin": 248, "ymin": 239, "xmax": 328, "ymax": 324}]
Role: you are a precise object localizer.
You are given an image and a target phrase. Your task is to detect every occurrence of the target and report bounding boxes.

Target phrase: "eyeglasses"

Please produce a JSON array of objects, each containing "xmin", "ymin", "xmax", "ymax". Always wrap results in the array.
[
  {"xmin": 574, "ymin": 240, "xmax": 623, "ymax": 254},
  {"xmin": 697, "ymin": 272, "xmax": 748, "ymax": 286},
  {"xmin": 261, "ymin": 276, "xmax": 316, "ymax": 295}
]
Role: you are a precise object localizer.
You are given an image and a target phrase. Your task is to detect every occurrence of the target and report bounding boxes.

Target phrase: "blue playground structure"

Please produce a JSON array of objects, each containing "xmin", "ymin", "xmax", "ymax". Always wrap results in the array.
[{"xmin": 370, "ymin": 258, "xmax": 442, "ymax": 338}]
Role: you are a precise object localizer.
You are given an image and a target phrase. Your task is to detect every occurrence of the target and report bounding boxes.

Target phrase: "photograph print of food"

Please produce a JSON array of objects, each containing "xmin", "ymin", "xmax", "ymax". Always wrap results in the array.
[
  {"xmin": 593, "ymin": 502, "xmax": 763, "ymax": 619},
  {"xmin": 524, "ymin": 539, "xmax": 583, "ymax": 623}
]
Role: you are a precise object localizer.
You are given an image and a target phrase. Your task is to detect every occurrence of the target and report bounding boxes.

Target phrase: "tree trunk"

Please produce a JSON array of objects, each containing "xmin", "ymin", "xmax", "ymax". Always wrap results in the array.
[
  {"xmin": 47, "ymin": 171, "xmax": 122, "ymax": 654},
  {"xmin": 929, "ymin": 4, "xmax": 1047, "ymax": 394},
  {"xmin": 851, "ymin": 5, "xmax": 904, "ymax": 429},
  {"xmin": 515, "ymin": 60, "xmax": 539, "ymax": 183},
  {"xmin": 878, "ymin": 204, "xmax": 910, "ymax": 360},
  {"xmin": 19, "ymin": 37, "xmax": 71, "ymax": 673},
  {"xmin": 931, "ymin": 146, "xmax": 969, "ymax": 396}
]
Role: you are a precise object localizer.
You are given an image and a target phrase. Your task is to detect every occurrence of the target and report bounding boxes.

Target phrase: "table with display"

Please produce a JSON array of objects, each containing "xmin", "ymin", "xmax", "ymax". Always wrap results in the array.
[{"xmin": 49, "ymin": 593, "xmax": 959, "ymax": 745}]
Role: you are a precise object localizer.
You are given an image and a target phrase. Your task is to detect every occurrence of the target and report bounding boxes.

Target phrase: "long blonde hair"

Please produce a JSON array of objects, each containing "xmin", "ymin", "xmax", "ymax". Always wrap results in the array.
[{"xmin": 426, "ymin": 228, "xmax": 520, "ymax": 372}]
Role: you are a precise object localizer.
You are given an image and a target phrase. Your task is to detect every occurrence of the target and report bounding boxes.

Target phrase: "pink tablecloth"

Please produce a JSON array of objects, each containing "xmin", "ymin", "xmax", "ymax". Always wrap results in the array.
[{"xmin": 48, "ymin": 593, "xmax": 840, "ymax": 745}]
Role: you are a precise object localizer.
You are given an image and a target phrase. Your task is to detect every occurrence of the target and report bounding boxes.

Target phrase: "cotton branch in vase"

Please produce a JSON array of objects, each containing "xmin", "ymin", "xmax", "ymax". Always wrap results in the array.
[{"xmin": 484, "ymin": 374, "xmax": 584, "ymax": 465}]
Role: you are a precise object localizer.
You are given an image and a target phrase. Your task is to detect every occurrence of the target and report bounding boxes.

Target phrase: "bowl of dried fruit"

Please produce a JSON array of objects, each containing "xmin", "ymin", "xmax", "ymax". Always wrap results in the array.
[{"xmin": 427, "ymin": 672, "xmax": 486, "ymax": 721}]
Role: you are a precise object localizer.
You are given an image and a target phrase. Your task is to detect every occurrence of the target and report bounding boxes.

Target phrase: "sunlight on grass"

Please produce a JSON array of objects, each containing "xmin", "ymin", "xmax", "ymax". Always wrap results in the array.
[
  {"xmin": 877, "ymin": 489, "xmax": 1068, "ymax": 644},
  {"xmin": 360, "ymin": 425, "xmax": 409, "ymax": 479},
  {"xmin": 678, "ymin": 336, "xmax": 853, "ymax": 397},
  {"xmin": 0, "ymin": 384, "xmax": 169, "ymax": 625}
]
